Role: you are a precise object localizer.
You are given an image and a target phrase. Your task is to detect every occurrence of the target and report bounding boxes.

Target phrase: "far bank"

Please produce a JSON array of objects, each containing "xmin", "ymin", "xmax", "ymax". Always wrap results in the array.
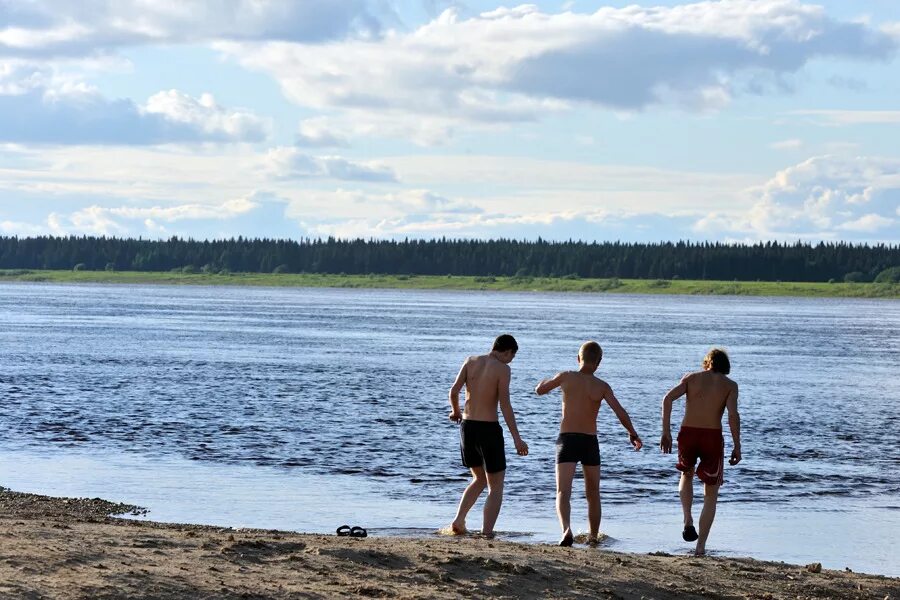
[{"xmin": 2, "ymin": 269, "xmax": 898, "ymax": 298}]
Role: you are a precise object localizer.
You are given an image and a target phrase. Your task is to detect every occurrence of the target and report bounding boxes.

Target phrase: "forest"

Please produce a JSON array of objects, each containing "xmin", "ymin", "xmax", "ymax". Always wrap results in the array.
[{"xmin": 0, "ymin": 236, "xmax": 898, "ymax": 282}]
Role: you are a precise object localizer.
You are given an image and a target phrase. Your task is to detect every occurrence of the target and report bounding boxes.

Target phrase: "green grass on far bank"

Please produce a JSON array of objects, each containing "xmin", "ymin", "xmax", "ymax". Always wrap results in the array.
[{"xmin": 1, "ymin": 269, "xmax": 898, "ymax": 298}]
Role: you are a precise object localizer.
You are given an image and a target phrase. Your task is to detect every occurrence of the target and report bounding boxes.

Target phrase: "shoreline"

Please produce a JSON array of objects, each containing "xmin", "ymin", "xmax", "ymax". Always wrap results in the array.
[
  {"xmin": 1, "ymin": 488, "xmax": 897, "ymax": 599},
  {"xmin": 2, "ymin": 269, "xmax": 899, "ymax": 298}
]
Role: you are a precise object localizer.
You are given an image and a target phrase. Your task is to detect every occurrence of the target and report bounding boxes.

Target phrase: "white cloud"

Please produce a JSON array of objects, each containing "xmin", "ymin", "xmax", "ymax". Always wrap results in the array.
[
  {"xmin": 262, "ymin": 146, "xmax": 397, "ymax": 182},
  {"xmin": 296, "ymin": 206, "xmax": 699, "ymax": 241},
  {"xmin": 771, "ymin": 138, "xmax": 803, "ymax": 150},
  {"xmin": 789, "ymin": 110, "xmax": 900, "ymax": 126},
  {"xmin": 0, "ymin": 67, "xmax": 270, "ymax": 144},
  {"xmin": 694, "ymin": 155, "xmax": 900, "ymax": 241},
  {"xmin": 143, "ymin": 90, "xmax": 270, "ymax": 142},
  {"xmin": 105, "ymin": 198, "xmax": 258, "ymax": 223},
  {"xmin": 19, "ymin": 192, "xmax": 300, "ymax": 239},
  {"xmin": 0, "ymin": 219, "xmax": 46, "ymax": 235},
  {"xmin": 295, "ymin": 118, "xmax": 350, "ymax": 148},
  {"xmin": 381, "ymin": 154, "xmax": 756, "ymax": 214},
  {"xmin": 0, "ymin": 1, "xmax": 382, "ymax": 57},
  {"xmin": 389, "ymin": 189, "xmax": 482, "ymax": 215},
  {"xmin": 218, "ymin": 0, "xmax": 896, "ymax": 141},
  {"xmin": 59, "ymin": 197, "xmax": 261, "ymax": 235},
  {"xmin": 63, "ymin": 205, "xmax": 127, "ymax": 235},
  {"xmin": 838, "ymin": 213, "xmax": 895, "ymax": 232}
]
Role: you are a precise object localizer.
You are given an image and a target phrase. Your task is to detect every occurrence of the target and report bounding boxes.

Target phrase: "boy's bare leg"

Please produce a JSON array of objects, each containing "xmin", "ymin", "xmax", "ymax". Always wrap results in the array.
[
  {"xmin": 451, "ymin": 467, "xmax": 487, "ymax": 534},
  {"xmin": 555, "ymin": 462, "xmax": 576, "ymax": 546},
  {"xmin": 481, "ymin": 470, "xmax": 505, "ymax": 537},
  {"xmin": 696, "ymin": 483, "xmax": 720, "ymax": 555},
  {"xmin": 679, "ymin": 470, "xmax": 694, "ymax": 527},
  {"xmin": 582, "ymin": 465, "xmax": 601, "ymax": 543}
]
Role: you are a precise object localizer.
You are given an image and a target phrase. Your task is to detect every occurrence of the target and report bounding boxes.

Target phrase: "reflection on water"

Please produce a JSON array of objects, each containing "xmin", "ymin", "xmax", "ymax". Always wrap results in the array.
[{"xmin": 0, "ymin": 283, "xmax": 898, "ymax": 574}]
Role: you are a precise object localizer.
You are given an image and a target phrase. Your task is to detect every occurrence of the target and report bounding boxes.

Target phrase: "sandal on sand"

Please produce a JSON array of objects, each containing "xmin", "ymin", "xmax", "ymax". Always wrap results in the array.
[
  {"xmin": 336, "ymin": 524, "xmax": 352, "ymax": 536},
  {"xmin": 682, "ymin": 525, "xmax": 699, "ymax": 542},
  {"xmin": 559, "ymin": 531, "xmax": 574, "ymax": 547},
  {"xmin": 350, "ymin": 526, "xmax": 368, "ymax": 538}
]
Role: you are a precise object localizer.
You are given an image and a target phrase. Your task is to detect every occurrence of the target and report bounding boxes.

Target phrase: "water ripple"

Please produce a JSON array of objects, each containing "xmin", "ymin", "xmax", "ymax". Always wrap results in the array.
[{"xmin": 0, "ymin": 284, "xmax": 898, "ymax": 509}]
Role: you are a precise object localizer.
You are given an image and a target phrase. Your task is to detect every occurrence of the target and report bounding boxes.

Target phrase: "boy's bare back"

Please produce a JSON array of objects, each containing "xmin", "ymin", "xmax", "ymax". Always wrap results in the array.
[
  {"xmin": 535, "ymin": 341, "xmax": 641, "ymax": 449},
  {"xmin": 453, "ymin": 354, "xmax": 510, "ymax": 422},
  {"xmin": 681, "ymin": 370, "xmax": 738, "ymax": 429},
  {"xmin": 557, "ymin": 372, "xmax": 608, "ymax": 434}
]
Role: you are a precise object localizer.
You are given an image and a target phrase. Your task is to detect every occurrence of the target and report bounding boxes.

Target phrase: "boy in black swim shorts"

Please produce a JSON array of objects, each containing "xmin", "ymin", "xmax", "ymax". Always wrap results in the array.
[
  {"xmin": 536, "ymin": 341, "xmax": 642, "ymax": 546},
  {"xmin": 448, "ymin": 334, "xmax": 528, "ymax": 538}
]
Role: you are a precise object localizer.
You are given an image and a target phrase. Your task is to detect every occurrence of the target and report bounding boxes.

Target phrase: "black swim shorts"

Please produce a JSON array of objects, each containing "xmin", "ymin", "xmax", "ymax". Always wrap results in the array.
[
  {"xmin": 460, "ymin": 419, "xmax": 506, "ymax": 473},
  {"xmin": 556, "ymin": 432, "xmax": 600, "ymax": 466}
]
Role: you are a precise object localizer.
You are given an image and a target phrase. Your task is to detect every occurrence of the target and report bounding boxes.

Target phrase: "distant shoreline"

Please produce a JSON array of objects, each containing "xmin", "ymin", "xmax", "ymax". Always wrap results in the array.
[{"xmin": 1, "ymin": 269, "xmax": 898, "ymax": 298}]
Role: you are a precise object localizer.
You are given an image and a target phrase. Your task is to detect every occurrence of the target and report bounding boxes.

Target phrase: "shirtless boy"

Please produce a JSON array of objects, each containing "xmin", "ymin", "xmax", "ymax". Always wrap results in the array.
[
  {"xmin": 448, "ymin": 334, "xmax": 529, "ymax": 538},
  {"xmin": 660, "ymin": 348, "xmax": 741, "ymax": 556},
  {"xmin": 535, "ymin": 341, "xmax": 642, "ymax": 547}
]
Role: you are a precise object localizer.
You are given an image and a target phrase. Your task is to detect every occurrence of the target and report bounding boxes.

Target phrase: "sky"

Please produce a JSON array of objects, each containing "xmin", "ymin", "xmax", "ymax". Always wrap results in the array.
[{"xmin": 1, "ymin": 0, "xmax": 899, "ymax": 243}]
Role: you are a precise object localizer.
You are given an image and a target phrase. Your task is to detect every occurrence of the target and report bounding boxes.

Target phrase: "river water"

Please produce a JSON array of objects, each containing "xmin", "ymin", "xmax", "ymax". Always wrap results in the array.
[{"xmin": 1, "ymin": 283, "xmax": 898, "ymax": 574}]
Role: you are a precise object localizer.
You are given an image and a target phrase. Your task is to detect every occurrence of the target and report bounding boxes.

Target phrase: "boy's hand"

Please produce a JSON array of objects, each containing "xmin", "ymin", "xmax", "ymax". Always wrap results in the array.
[
  {"xmin": 660, "ymin": 432, "xmax": 672, "ymax": 454},
  {"xmin": 514, "ymin": 437, "xmax": 529, "ymax": 456},
  {"xmin": 729, "ymin": 446, "xmax": 742, "ymax": 465},
  {"xmin": 448, "ymin": 408, "xmax": 462, "ymax": 424},
  {"xmin": 629, "ymin": 433, "xmax": 643, "ymax": 451}
]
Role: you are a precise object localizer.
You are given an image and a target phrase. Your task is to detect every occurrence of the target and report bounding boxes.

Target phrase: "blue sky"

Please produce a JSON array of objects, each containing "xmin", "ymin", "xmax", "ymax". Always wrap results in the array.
[{"xmin": 1, "ymin": 0, "xmax": 898, "ymax": 243}]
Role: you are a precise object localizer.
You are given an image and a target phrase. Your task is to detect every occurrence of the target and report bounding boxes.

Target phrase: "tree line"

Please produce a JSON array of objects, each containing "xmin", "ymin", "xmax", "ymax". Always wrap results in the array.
[{"xmin": 0, "ymin": 236, "xmax": 897, "ymax": 282}]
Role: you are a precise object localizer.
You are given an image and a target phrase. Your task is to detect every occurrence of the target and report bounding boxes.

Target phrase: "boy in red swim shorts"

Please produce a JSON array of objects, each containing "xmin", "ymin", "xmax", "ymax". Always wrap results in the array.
[{"xmin": 660, "ymin": 349, "xmax": 741, "ymax": 556}]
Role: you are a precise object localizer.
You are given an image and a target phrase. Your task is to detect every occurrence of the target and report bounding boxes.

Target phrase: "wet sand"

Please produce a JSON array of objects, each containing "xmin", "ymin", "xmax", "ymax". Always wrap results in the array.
[{"xmin": 1, "ymin": 487, "xmax": 897, "ymax": 600}]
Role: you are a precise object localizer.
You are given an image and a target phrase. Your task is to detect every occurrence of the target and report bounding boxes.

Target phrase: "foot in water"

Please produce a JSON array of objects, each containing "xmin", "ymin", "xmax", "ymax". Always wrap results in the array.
[
  {"xmin": 682, "ymin": 524, "xmax": 699, "ymax": 542},
  {"xmin": 559, "ymin": 529, "xmax": 574, "ymax": 547},
  {"xmin": 449, "ymin": 521, "xmax": 467, "ymax": 536}
]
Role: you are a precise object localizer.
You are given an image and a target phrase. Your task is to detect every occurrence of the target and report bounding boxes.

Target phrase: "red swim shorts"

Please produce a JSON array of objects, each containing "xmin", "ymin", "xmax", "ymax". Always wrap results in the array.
[{"xmin": 676, "ymin": 426, "xmax": 724, "ymax": 486}]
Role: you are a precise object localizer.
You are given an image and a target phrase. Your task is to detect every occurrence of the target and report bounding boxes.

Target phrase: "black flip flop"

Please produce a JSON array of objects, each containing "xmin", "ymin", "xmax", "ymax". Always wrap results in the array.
[
  {"xmin": 682, "ymin": 525, "xmax": 699, "ymax": 542},
  {"xmin": 350, "ymin": 526, "xmax": 368, "ymax": 538},
  {"xmin": 336, "ymin": 524, "xmax": 352, "ymax": 536}
]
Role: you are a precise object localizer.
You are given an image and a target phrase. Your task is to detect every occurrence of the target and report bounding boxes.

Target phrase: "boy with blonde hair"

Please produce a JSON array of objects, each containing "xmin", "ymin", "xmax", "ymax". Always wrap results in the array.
[{"xmin": 535, "ymin": 341, "xmax": 642, "ymax": 546}]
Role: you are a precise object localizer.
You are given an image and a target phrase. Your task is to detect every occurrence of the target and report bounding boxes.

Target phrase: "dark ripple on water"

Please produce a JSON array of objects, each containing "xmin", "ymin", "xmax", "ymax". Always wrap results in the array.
[{"xmin": 1, "ymin": 284, "xmax": 899, "ymax": 509}]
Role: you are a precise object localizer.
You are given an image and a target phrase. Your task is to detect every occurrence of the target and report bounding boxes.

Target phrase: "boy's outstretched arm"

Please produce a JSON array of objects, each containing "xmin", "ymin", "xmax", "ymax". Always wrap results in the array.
[
  {"xmin": 726, "ymin": 385, "xmax": 741, "ymax": 465},
  {"xmin": 660, "ymin": 377, "xmax": 687, "ymax": 454},
  {"xmin": 605, "ymin": 389, "xmax": 642, "ymax": 450},
  {"xmin": 448, "ymin": 360, "xmax": 467, "ymax": 423},
  {"xmin": 498, "ymin": 367, "xmax": 529, "ymax": 456},
  {"xmin": 535, "ymin": 372, "xmax": 565, "ymax": 395}
]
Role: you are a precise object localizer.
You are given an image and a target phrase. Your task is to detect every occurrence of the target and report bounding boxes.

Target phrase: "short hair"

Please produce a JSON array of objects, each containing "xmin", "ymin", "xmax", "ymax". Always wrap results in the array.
[
  {"xmin": 579, "ymin": 341, "xmax": 602, "ymax": 365},
  {"xmin": 492, "ymin": 334, "xmax": 518, "ymax": 354},
  {"xmin": 703, "ymin": 348, "xmax": 731, "ymax": 374}
]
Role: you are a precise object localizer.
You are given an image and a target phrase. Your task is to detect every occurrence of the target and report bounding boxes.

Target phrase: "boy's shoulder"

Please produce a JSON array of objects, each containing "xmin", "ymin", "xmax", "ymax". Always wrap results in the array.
[
  {"xmin": 682, "ymin": 370, "xmax": 704, "ymax": 382},
  {"xmin": 590, "ymin": 374, "xmax": 611, "ymax": 389}
]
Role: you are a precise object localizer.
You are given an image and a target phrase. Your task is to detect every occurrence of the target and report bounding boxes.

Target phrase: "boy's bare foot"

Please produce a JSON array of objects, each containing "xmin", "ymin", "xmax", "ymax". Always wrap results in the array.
[
  {"xmin": 479, "ymin": 531, "xmax": 496, "ymax": 540},
  {"xmin": 586, "ymin": 536, "xmax": 600, "ymax": 547},
  {"xmin": 449, "ymin": 522, "xmax": 467, "ymax": 536},
  {"xmin": 558, "ymin": 529, "xmax": 574, "ymax": 547},
  {"xmin": 694, "ymin": 545, "xmax": 706, "ymax": 556}
]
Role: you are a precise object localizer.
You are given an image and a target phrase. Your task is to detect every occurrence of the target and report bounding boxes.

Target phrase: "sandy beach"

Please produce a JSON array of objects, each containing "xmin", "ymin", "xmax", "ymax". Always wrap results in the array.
[{"xmin": 0, "ymin": 488, "xmax": 896, "ymax": 599}]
